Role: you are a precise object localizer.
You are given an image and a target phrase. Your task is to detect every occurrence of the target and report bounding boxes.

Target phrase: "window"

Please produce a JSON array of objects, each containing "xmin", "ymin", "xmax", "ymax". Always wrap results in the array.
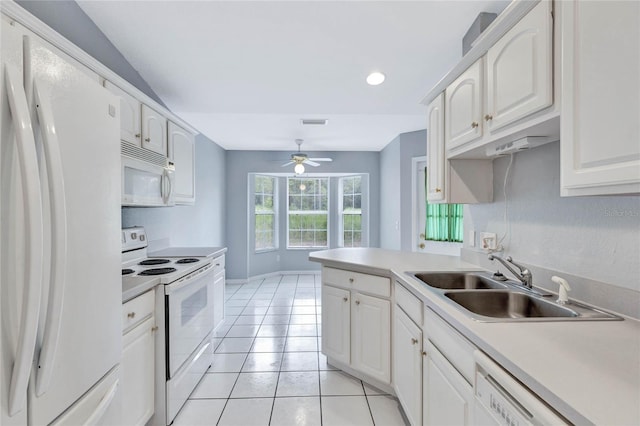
[
  {"xmin": 254, "ymin": 175, "xmax": 277, "ymax": 251},
  {"xmin": 287, "ymin": 177, "xmax": 328, "ymax": 248},
  {"xmin": 425, "ymin": 169, "xmax": 463, "ymax": 242},
  {"xmin": 339, "ymin": 176, "xmax": 362, "ymax": 247}
]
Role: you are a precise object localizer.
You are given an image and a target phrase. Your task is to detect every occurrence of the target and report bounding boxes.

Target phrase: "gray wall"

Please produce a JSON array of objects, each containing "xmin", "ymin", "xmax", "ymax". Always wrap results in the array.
[
  {"xmin": 122, "ymin": 136, "xmax": 227, "ymax": 250},
  {"xmin": 463, "ymin": 142, "xmax": 640, "ymax": 293},
  {"xmin": 19, "ymin": 0, "xmax": 228, "ymax": 250},
  {"xmin": 226, "ymin": 151, "xmax": 380, "ymax": 280},
  {"xmin": 16, "ymin": 0, "xmax": 165, "ymax": 105},
  {"xmin": 380, "ymin": 130, "xmax": 426, "ymax": 251}
]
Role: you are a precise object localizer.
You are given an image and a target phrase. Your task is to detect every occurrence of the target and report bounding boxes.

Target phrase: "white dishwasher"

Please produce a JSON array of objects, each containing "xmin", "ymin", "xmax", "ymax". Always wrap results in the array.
[{"xmin": 474, "ymin": 350, "xmax": 569, "ymax": 426}]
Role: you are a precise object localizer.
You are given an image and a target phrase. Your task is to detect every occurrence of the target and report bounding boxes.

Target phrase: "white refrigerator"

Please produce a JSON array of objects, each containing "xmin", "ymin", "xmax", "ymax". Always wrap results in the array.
[{"xmin": 1, "ymin": 14, "xmax": 122, "ymax": 425}]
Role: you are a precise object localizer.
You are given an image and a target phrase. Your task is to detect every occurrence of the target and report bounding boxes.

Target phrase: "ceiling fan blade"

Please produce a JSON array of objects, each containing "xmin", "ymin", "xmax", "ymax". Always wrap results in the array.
[
  {"xmin": 303, "ymin": 159, "xmax": 320, "ymax": 167},
  {"xmin": 281, "ymin": 161, "xmax": 295, "ymax": 167},
  {"xmin": 308, "ymin": 158, "xmax": 333, "ymax": 162}
]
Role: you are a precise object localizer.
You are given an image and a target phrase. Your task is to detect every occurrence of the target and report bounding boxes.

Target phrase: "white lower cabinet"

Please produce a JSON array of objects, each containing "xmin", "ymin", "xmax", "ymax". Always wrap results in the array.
[
  {"xmin": 393, "ymin": 307, "xmax": 423, "ymax": 426},
  {"xmin": 321, "ymin": 267, "xmax": 391, "ymax": 386},
  {"xmin": 121, "ymin": 290, "xmax": 156, "ymax": 426},
  {"xmin": 424, "ymin": 340, "xmax": 473, "ymax": 426},
  {"xmin": 352, "ymin": 292, "xmax": 391, "ymax": 383}
]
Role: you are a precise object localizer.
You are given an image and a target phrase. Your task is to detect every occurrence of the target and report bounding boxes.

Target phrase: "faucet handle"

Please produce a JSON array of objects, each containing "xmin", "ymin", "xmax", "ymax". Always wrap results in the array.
[{"xmin": 505, "ymin": 256, "xmax": 526, "ymax": 273}]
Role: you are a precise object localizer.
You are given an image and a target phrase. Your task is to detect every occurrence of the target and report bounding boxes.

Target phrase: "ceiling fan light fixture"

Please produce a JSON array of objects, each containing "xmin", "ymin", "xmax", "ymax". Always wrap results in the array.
[
  {"xmin": 366, "ymin": 71, "xmax": 386, "ymax": 86},
  {"xmin": 294, "ymin": 163, "xmax": 305, "ymax": 174}
]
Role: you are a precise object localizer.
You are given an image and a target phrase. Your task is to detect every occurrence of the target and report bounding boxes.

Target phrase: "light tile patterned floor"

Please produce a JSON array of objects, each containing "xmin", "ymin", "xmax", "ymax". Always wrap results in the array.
[{"xmin": 173, "ymin": 274, "xmax": 408, "ymax": 426}]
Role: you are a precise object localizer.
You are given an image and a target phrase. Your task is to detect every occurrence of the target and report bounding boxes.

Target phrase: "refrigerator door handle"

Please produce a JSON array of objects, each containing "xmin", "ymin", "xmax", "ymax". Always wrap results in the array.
[
  {"xmin": 85, "ymin": 379, "xmax": 119, "ymax": 426},
  {"xmin": 33, "ymin": 80, "xmax": 68, "ymax": 397},
  {"xmin": 4, "ymin": 64, "xmax": 44, "ymax": 416}
]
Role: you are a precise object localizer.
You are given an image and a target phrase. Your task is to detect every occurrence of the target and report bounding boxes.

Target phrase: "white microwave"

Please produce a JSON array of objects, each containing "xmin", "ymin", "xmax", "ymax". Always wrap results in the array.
[{"xmin": 121, "ymin": 154, "xmax": 175, "ymax": 207}]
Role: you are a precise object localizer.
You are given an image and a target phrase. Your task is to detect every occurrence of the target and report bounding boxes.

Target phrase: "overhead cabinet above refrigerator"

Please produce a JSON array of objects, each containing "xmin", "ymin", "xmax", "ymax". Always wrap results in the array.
[{"xmin": 1, "ymin": 15, "xmax": 122, "ymax": 425}]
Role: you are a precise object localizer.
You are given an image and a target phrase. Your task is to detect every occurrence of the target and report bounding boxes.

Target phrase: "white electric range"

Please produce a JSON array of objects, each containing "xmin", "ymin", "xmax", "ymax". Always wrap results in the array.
[{"xmin": 121, "ymin": 227, "xmax": 215, "ymax": 425}]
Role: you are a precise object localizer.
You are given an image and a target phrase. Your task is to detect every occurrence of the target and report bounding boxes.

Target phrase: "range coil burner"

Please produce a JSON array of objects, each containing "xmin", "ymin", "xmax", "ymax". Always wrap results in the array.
[
  {"xmin": 139, "ymin": 267, "xmax": 177, "ymax": 276},
  {"xmin": 139, "ymin": 258, "xmax": 171, "ymax": 266},
  {"xmin": 176, "ymin": 258, "xmax": 200, "ymax": 264},
  {"xmin": 122, "ymin": 269, "xmax": 134, "ymax": 276}
]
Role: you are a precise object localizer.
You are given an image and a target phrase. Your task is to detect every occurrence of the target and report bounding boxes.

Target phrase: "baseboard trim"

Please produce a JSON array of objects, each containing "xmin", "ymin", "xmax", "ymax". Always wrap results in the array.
[{"xmin": 226, "ymin": 270, "xmax": 321, "ymax": 285}]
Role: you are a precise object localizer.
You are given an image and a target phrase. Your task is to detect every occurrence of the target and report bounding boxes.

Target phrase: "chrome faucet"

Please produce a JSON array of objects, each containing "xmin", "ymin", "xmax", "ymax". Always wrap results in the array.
[{"xmin": 488, "ymin": 254, "xmax": 533, "ymax": 289}]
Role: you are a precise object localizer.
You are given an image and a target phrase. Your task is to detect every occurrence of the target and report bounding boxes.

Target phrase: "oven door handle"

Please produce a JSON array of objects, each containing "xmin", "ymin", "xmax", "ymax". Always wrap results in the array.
[{"xmin": 164, "ymin": 262, "xmax": 214, "ymax": 295}]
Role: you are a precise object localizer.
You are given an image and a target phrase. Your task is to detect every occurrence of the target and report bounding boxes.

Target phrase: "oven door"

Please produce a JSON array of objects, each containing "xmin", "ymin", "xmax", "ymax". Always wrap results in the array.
[{"xmin": 165, "ymin": 261, "xmax": 215, "ymax": 378}]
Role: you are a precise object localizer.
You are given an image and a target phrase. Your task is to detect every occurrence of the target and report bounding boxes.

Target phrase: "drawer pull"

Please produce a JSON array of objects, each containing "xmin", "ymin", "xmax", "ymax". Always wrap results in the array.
[
  {"xmin": 471, "ymin": 121, "xmax": 479, "ymax": 128},
  {"xmin": 151, "ymin": 326, "xmax": 159, "ymax": 332},
  {"xmin": 484, "ymin": 114, "xmax": 493, "ymax": 121},
  {"xmin": 355, "ymin": 300, "xmax": 360, "ymax": 305},
  {"xmin": 349, "ymin": 278, "xmax": 354, "ymax": 283},
  {"xmin": 411, "ymin": 338, "xmax": 418, "ymax": 345},
  {"xmin": 343, "ymin": 297, "xmax": 348, "ymax": 302},
  {"xmin": 127, "ymin": 312, "xmax": 136, "ymax": 319},
  {"xmin": 144, "ymin": 137, "xmax": 151, "ymax": 142},
  {"xmin": 422, "ymin": 351, "xmax": 427, "ymax": 357},
  {"xmin": 135, "ymin": 133, "xmax": 141, "ymax": 138}
]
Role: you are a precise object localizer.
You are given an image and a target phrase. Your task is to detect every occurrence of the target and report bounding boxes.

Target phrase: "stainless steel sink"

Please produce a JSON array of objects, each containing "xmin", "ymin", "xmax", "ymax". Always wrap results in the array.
[
  {"xmin": 445, "ymin": 291, "xmax": 578, "ymax": 319},
  {"xmin": 406, "ymin": 271, "xmax": 621, "ymax": 322},
  {"xmin": 409, "ymin": 272, "xmax": 509, "ymax": 290}
]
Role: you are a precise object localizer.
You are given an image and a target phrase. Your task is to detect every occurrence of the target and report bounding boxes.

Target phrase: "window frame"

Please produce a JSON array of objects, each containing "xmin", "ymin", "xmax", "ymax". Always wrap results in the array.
[
  {"xmin": 286, "ymin": 177, "xmax": 330, "ymax": 249},
  {"xmin": 253, "ymin": 174, "xmax": 278, "ymax": 253},
  {"xmin": 338, "ymin": 175, "xmax": 365, "ymax": 248}
]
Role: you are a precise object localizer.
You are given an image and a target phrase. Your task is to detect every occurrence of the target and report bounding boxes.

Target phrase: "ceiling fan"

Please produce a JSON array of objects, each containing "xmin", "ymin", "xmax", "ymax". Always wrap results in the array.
[{"xmin": 281, "ymin": 139, "xmax": 332, "ymax": 174}]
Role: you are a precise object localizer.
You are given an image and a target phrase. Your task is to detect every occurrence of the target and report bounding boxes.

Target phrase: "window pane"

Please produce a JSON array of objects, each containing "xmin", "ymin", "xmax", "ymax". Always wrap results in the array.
[
  {"xmin": 287, "ymin": 177, "xmax": 329, "ymax": 248},
  {"xmin": 254, "ymin": 175, "xmax": 277, "ymax": 250}
]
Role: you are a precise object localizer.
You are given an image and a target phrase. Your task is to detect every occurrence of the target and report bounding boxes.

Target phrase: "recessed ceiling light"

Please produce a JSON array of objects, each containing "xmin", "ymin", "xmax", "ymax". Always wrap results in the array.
[{"xmin": 366, "ymin": 72, "xmax": 386, "ymax": 86}]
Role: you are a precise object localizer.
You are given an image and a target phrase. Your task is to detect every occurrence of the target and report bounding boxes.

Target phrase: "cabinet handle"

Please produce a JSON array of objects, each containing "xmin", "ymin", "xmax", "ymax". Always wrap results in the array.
[
  {"xmin": 135, "ymin": 133, "xmax": 141, "ymax": 138},
  {"xmin": 355, "ymin": 300, "xmax": 360, "ymax": 305},
  {"xmin": 343, "ymin": 297, "xmax": 348, "ymax": 302},
  {"xmin": 151, "ymin": 326, "xmax": 159, "ymax": 332},
  {"xmin": 349, "ymin": 278, "xmax": 354, "ymax": 283},
  {"xmin": 422, "ymin": 351, "xmax": 427, "ymax": 357},
  {"xmin": 144, "ymin": 137, "xmax": 151, "ymax": 142},
  {"xmin": 435, "ymin": 188, "xmax": 442, "ymax": 193},
  {"xmin": 484, "ymin": 114, "xmax": 493, "ymax": 121},
  {"xmin": 411, "ymin": 338, "xmax": 418, "ymax": 345},
  {"xmin": 471, "ymin": 121, "xmax": 479, "ymax": 128},
  {"xmin": 419, "ymin": 243, "xmax": 425, "ymax": 249},
  {"xmin": 127, "ymin": 312, "xmax": 135, "ymax": 319}
]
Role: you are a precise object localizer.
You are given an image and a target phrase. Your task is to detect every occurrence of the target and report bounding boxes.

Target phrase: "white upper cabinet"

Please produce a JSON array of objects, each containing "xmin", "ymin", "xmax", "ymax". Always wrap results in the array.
[
  {"xmin": 104, "ymin": 81, "xmax": 141, "ymax": 146},
  {"xmin": 141, "ymin": 104, "xmax": 167, "ymax": 156},
  {"xmin": 426, "ymin": 94, "xmax": 445, "ymax": 202},
  {"xmin": 168, "ymin": 122, "xmax": 196, "ymax": 204},
  {"xmin": 485, "ymin": 0, "xmax": 553, "ymax": 133},
  {"xmin": 560, "ymin": 0, "xmax": 640, "ymax": 196},
  {"xmin": 445, "ymin": 59, "xmax": 483, "ymax": 151}
]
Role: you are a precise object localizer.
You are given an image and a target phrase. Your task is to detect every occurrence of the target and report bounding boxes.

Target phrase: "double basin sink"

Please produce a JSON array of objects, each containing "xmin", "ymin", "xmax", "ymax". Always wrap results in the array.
[{"xmin": 408, "ymin": 272, "xmax": 620, "ymax": 322}]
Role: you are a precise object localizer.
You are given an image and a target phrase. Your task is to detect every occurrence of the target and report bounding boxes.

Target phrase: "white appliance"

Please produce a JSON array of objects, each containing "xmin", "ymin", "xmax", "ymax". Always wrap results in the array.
[
  {"xmin": 474, "ymin": 351, "xmax": 568, "ymax": 426},
  {"xmin": 1, "ymin": 14, "xmax": 122, "ymax": 426},
  {"xmin": 121, "ymin": 154, "xmax": 175, "ymax": 207},
  {"xmin": 121, "ymin": 227, "xmax": 215, "ymax": 425}
]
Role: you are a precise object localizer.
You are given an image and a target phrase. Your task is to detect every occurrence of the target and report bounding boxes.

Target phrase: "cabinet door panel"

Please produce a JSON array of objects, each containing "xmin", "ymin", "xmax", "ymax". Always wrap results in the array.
[
  {"xmin": 393, "ymin": 308, "xmax": 422, "ymax": 426},
  {"xmin": 561, "ymin": 0, "xmax": 640, "ymax": 194},
  {"xmin": 486, "ymin": 0, "xmax": 552, "ymax": 132},
  {"xmin": 352, "ymin": 293, "xmax": 390, "ymax": 384},
  {"xmin": 445, "ymin": 59, "xmax": 482, "ymax": 150},
  {"xmin": 168, "ymin": 122, "xmax": 195, "ymax": 204},
  {"xmin": 321, "ymin": 285, "xmax": 350, "ymax": 365},
  {"xmin": 426, "ymin": 93, "xmax": 445, "ymax": 202},
  {"xmin": 104, "ymin": 81, "xmax": 141, "ymax": 146},
  {"xmin": 141, "ymin": 104, "xmax": 167, "ymax": 155},
  {"xmin": 122, "ymin": 316, "xmax": 155, "ymax": 426}
]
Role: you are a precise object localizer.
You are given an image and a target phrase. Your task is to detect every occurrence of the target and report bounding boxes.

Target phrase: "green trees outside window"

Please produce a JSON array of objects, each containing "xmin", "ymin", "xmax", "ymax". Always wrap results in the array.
[
  {"xmin": 340, "ymin": 176, "xmax": 362, "ymax": 247},
  {"xmin": 255, "ymin": 175, "xmax": 277, "ymax": 250},
  {"xmin": 288, "ymin": 177, "xmax": 329, "ymax": 248}
]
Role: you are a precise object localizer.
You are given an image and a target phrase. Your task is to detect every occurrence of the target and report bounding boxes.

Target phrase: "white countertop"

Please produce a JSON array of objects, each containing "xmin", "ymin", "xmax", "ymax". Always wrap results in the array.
[
  {"xmin": 149, "ymin": 246, "xmax": 227, "ymax": 258},
  {"xmin": 122, "ymin": 275, "xmax": 159, "ymax": 303},
  {"xmin": 309, "ymin": 248, "xmax": 640, "ymax": 426}
]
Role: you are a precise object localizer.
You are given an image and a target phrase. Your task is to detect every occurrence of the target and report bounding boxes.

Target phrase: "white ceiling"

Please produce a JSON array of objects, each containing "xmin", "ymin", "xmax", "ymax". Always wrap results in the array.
[{"xmin": 77, "ymin": 0, "xmax": 509, "ymax": 151}]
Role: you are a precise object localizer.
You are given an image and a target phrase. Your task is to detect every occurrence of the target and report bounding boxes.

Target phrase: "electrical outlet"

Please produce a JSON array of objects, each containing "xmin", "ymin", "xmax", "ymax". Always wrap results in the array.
[
  {"xmin": 480, "ymin": 232, "xmax": 497, "ymax": 250},
  {"xmin": 468, "ymin": 230, "xmax": 476, "ymax": 247}
]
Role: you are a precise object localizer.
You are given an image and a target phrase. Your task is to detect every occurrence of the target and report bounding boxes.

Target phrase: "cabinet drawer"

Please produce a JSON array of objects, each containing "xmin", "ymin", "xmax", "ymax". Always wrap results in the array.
[
  {"xmin": 394, "ymin": 282, "xmax": 423, "ymax": 326},
  {"xmin": 122, "ymin": 289, "xmax": 155, "ymax": 332},
  {"xmin": 323, "ymin": 267, "xmax": 390, "ymax": 298},
  {"xmin": 424, "ymin": 307, "xmax": 475, "ymax": 384},
  {"xmin": 212, "ymin": 254, "xmax": 225, "ymax": 275}
]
